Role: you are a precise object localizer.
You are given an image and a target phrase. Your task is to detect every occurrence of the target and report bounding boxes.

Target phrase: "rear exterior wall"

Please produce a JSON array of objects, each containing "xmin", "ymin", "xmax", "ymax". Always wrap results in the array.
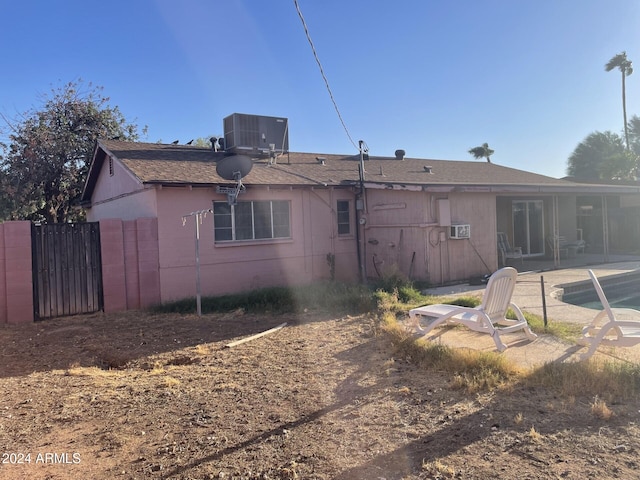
[
  {"xmin": 361, "ymin": 189, "xmax": 497, "ymax": 285},
  {"xmin": 155, "ymin": 186, "xmax": 359, "ymax": 302}
]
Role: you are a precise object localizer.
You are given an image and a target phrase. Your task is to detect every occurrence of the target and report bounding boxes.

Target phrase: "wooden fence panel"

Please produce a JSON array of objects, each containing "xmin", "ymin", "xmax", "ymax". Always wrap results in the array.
[{"xmin": 31, "ymin": 223, "xmax": 103, "ymax": 320}]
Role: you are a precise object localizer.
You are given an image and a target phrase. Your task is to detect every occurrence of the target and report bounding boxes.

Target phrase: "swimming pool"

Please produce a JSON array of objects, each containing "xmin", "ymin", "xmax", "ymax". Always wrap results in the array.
[
  {"xmin": 559, "ymin": 270, "xmax": 640, "ymax": 311},
  {"xmin": 578, "ymin": 294, "xmax": 640, "ymax": 310}
]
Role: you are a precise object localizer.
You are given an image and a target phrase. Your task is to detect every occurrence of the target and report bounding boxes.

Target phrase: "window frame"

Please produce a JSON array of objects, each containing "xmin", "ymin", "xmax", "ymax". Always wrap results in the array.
[
  {"xmin": 337, "ymin": 199, "xmax": 351, "ymax": 236},
  {"xmin": 213, "ymin": 200, "xmax": 291, "ymax": 243}
]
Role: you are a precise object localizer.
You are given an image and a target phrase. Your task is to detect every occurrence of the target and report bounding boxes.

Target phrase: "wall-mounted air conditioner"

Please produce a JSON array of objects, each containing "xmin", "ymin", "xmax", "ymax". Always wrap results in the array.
[{"xmin": 449, "ymin": 224, "xmax": 470, "ymax": 239}]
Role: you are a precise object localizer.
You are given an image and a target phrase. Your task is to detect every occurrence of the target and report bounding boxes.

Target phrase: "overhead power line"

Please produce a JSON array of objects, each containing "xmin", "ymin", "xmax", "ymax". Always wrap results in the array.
[{"xmin": 293, "ymin": 0, "xmax": 358, "ymax": 150}]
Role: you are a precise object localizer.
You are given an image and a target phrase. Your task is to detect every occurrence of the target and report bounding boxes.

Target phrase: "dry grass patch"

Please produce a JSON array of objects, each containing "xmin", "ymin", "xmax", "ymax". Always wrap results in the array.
[
  {"xmin": 397, "ymin": 386, "xmax": 412, "ymax": 396},
  {"xmin": 379, "ymin": 313, "xmax": 522, "ymax": 392},
  {"xmin": 591, "ymin": 396, "xmax": 614, "ymax": 420},
  {"xmin": 526, "ymin": 357, "xmax": 640, "ymax": 401},
  {"xmin": 422, "ymin": 459, "xmax": 456, "ymax": 478},
  {"xmin": 380, "ymin": 312, "xmax": 640, "ymax": 401},
  {"xmin": 193, "ymin": 344, "xmax": 212, "ymax": 356},
  {"xmin": 149, "ymin": 362, "xmax": 166, "ymax": 375},
  {"xmin": 162, "ymin": 376, "xmax": 181, "ymax": 388},
  {"xmin": 64, "ymin": 366, "xmax": 128, "ymax": 382},
  {"xmin": 528, "ymin": 425, "xmax": 543, "ymax": 443}
]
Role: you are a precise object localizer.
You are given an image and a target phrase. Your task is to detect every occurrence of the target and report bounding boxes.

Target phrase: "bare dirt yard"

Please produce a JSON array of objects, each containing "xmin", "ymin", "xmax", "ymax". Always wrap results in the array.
[{"xmin": 1, "ymin": 309, "xmax": 640, "ymax": 479}]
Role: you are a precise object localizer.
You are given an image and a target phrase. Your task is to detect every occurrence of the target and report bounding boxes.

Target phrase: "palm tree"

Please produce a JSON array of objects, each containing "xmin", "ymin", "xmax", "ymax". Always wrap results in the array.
[
  {"xmin": 605, "ymin": 52, "xmax": 633, "ymax": 150},
  {"xmin": 468, "ymin": 143, "xmax": 494, "ymax": 163},
  {"xmin": 566, "ymin": 130, "xmax": 633, "ymax": 181}
]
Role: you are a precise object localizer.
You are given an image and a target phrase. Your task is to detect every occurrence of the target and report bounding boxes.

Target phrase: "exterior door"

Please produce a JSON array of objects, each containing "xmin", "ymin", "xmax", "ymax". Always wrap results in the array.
[{"xmin": 512, "ymin": 200, "xmax": 544, "ymax": 256}]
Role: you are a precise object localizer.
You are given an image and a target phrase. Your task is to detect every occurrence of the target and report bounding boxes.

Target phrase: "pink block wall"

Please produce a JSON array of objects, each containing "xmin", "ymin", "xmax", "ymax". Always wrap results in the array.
[
  {"xmin": 99, "ymin": 219, "xmax": 128, "ymax": 313},
  {"xmin": 123, "ymin": 220, "xmax": 141, "ymax": 309},
  {"xmin": 0, "ymin": 219, "xmax": 161, "ymax": 323},
  {"xmin": 135, "ymin": 217, "xmax": 161, "ymax": 308},
  {"xmin": 0, "ymin": 221, "xmax": 34, "ymax": 324},
  {"xmin": 99, "ymin": 218, "xmax": 161, "ymax": 313}
]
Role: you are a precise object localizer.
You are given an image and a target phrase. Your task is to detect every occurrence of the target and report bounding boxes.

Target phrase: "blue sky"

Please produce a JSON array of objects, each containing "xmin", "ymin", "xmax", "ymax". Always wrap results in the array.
[{"xmin": 1, "ymin": 1, "xmax": 639, "ymax": 178}]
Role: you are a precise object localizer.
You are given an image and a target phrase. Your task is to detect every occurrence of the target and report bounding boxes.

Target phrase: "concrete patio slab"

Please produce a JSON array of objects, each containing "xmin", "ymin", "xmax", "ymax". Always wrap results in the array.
[{"xmin": 414, "ymin": 261, "xmax": 640, "ymax": 367}]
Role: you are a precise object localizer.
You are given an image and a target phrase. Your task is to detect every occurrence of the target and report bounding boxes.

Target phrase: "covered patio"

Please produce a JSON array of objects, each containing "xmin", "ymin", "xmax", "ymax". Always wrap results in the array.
[{"xmin": 497, "ymin": 182, "xmax": 640, "ymax": 276}]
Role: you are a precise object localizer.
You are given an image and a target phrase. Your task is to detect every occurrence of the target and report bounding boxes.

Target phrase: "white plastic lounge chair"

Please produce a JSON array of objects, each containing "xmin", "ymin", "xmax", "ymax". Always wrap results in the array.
[
  {"xmin": 408, "ymin": 267, "xmax": 537, "ymax": 352},
  {"xmin": 497, "ymin": 232, "xmax": 523, "ymax": 266},
  {"xmin": 577, "ymin": 269, "xmax": 640, "ymax": 360}
]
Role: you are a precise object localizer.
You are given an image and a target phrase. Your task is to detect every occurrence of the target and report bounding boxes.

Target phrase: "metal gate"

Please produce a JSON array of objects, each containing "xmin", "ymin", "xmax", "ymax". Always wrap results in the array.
[{"xmin": 31, "ymin": 222, "xmax": 103, "ymax": 320}]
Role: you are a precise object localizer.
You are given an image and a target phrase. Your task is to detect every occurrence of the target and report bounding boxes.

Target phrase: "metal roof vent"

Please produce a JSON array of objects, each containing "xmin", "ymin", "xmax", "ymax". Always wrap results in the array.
[
  {"xmin": 316, "ymin": 156, "xmax": 326, "ymax": 165},
  {"xmin": 210, "ymin": 137, "xmax": 224, "ymax": 151},
  {"xmin": 424, "ymin": 165, "xmax": 433, "ymax": 173},
  {"xmin": 394, "ymin": 149, "xmax": 405, "ymax": 160}
]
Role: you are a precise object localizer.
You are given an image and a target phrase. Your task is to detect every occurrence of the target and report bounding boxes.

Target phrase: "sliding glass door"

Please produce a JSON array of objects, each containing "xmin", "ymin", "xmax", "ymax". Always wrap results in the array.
[{"xmin": 512, "ymin": 200, "xmax": 544, "ymax": 256}]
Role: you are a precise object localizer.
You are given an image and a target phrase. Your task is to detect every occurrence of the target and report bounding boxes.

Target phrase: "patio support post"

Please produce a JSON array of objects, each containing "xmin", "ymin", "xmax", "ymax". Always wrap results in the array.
[
  {"xmin": 552, "ymin": 196, "xmax": 560, "ymax": 268},
  {"xmin": 602, "ymin": 195, "xmax": 609, "ymax": 263}
]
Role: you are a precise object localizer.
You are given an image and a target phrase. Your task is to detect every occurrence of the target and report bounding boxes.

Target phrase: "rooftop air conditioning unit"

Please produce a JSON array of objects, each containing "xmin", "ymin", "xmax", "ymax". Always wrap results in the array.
[
  {"xmin": 449, "ymin": 224, "xmax": 470, "ymax": 239},
  {"xmin": 223, "ymin": 113, "xmax": 289, "ymax": 154}
]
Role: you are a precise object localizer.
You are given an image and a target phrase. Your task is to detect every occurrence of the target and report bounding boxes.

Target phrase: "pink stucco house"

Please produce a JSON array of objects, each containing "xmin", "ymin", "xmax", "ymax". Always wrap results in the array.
[{"xmin": 79, "ymin": 114, "xmax": 640, "ymax": 307}]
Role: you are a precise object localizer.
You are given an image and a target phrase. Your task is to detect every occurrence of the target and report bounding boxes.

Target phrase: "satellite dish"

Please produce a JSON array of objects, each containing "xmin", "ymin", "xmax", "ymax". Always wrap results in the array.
[
  {"xmin": 215, "ymin": 155, "xmax": 253, "ymax": 206},
  {"xmin": 216, "ymin": 155, "xmax": 253, "ymax": 181}
]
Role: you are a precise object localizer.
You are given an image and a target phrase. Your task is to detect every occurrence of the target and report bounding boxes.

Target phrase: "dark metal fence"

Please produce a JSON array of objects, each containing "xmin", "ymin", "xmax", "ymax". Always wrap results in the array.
[{"xmin": 31, "ymin": 223, "xmax": 103, "ymax": 320}]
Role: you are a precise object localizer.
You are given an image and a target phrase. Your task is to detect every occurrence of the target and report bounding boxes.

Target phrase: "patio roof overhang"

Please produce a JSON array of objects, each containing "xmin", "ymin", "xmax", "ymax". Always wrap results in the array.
[{"xmin": 359, "ymin": 181, "xmax": 640, "ymax": 195}]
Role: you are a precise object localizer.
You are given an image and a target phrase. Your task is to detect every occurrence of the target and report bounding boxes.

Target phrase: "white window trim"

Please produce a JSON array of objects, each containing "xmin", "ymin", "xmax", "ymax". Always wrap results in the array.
[
  {"xmin": 214, "ymin": 200, "xmax": 291, "ymax": 243},
  {"xmin": 337, "ymin": 199, "xmax": 351, "ymax": 236}
]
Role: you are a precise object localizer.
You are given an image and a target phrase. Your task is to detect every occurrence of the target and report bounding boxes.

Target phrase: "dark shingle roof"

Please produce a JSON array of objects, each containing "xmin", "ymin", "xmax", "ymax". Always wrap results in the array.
[
  {"xmin": 270, "ymin": 152, "xmax": 573, "ymax": 187},
  {"xmin": 103, "ymin": 139, "xmax": 572, "ymax": 182},
  {"xmin": 95, "ymin": 139, "xmax": 317, "ymax": 186},
  {"xmin": 82, "ymin": 139, "xmax": 606, "ymax": 202}
]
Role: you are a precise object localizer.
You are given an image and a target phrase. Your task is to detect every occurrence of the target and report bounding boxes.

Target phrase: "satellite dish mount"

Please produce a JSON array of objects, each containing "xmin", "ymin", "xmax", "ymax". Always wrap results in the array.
[
  {"xmin": 216, "ymin": 171, "xmax": 245, "ymax": 206},
  {"xmin": 216, "ymin": 155, "xmax": 253, "ymax": 205}
]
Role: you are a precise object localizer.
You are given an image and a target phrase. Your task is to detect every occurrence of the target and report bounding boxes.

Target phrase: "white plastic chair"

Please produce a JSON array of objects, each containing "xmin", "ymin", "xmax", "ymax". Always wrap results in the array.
[
  {"xmin": 408, "ymin": 267, "xmax": 537, "ymax": 352},
  {"xmin": 577, "ymin": 269, "xmax": 640, "ymax": 360}
]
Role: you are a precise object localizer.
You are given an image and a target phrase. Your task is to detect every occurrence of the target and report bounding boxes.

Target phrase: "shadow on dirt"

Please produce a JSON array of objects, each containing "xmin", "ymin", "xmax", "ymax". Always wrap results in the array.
[
  {"xmin": 160, "ymin": 333, "xmax": 387, "ymax": 479},
  {"xmin": 0, "ymin": 309, "xmax": 333, "ymax": 378},
  {"xmin": 159, "ymin": 329, "xmax": 638, "ymax": 480}
]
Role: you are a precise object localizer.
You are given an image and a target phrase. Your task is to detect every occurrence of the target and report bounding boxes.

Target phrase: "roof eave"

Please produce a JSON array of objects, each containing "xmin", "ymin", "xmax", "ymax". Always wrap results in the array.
[
  {"xmin": 80, "ymin": 140, "xmax": 106, "ymax": 203},
  {"xmin": 360, "ymin": 181, "xmax": 640, "ymax": 194},
  {"xmin": 140, "ymin": 180, "xmax": 347, "ymax": 189}
]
